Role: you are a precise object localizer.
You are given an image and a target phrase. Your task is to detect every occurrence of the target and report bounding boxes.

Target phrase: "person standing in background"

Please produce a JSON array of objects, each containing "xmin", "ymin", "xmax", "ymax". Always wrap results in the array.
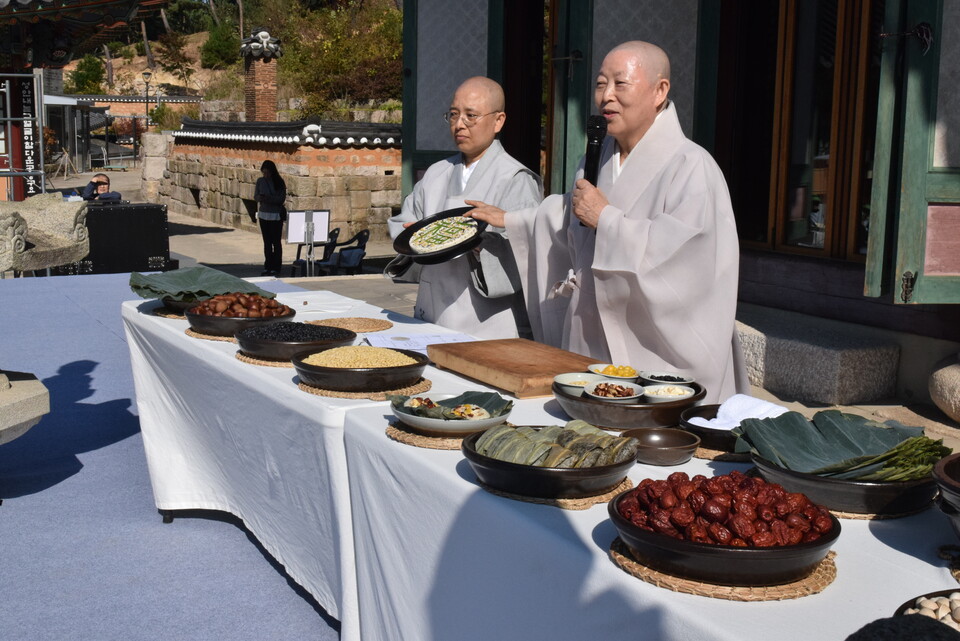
[
  {"xmin": 388, "ymin": 76, "xmax": 542, "ymax": 338},
  {"xmin": 254, "ymin": 160, "xmax": 287, "ymax": 277}
]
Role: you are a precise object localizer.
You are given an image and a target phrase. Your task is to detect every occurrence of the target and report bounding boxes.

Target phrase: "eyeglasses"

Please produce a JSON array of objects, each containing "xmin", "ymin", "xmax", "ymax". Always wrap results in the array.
[{"xmin": 443, "ymin": 110, "xmax": 500, "ymax": 127}]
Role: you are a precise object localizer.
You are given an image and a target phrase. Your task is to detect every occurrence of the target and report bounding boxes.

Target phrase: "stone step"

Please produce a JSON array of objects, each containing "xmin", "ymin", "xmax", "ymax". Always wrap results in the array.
[{"xmin": 736, "ymin": 303, "xmax": 900, "ymax": 405}]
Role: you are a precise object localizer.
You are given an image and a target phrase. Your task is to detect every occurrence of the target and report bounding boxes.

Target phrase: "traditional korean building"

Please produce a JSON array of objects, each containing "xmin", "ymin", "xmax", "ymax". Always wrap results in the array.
[{"xmin": 403, "ymin": 0, "xmax": 960, "ymax": 411}]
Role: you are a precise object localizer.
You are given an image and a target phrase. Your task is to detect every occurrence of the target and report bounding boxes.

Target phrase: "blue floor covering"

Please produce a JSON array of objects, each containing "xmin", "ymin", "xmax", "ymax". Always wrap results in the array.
[{"xmin": 0, "ymin": 274, "xmax": 341, "ymax": 641}]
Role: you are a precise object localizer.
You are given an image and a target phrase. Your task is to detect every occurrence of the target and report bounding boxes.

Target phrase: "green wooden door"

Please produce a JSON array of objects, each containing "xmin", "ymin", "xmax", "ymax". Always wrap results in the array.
[
  {"xmin": 547, "ymin": 0, "xmax": 593, "ymax": 194},
  {"xmin": 868, "ymin": 0, "xmax": 960, "ymax": 303}
]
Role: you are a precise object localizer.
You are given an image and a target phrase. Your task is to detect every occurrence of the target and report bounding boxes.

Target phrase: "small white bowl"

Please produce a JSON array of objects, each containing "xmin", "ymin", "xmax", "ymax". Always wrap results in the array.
[
  {"xmin": 643, "ymin": 384, "xmax": 695, "ymax": 403},
  {"xmin": 587, "ymin": 363, "xmax": 639, "ymax": 381},
  {"xmin": 553, "ymin": 372, "xmax": 608, "ymax": 395},
  {"xmin": 584, "ymin": 380, "xmax": 645, "ymax": 402},
  {"xmin": 638, "ymin": 370, "xmax": 695, "ymax": 386}
]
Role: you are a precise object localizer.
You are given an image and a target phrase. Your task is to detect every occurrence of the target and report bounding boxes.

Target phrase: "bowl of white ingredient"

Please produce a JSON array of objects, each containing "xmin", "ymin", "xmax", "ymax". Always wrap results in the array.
[{"xmin": 643, "ymin": 384, "xmax": 695, "ymax": 404}]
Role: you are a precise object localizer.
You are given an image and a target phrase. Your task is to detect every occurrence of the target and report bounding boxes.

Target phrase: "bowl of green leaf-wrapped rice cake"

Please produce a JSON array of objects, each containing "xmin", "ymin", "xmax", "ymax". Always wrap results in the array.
[
  {"xmin": 738, "ymin": 410, "xmax": 949, "ymax": 516},
  {"xmin": 461, "ymin": 422, "xmax": 639, "ymax": 499}
]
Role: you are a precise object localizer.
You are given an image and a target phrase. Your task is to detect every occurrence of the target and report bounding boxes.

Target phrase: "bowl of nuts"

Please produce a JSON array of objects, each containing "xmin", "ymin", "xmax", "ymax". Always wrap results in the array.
[
  {"xmin": 184, "ymin": 293, "xmax": 295, "ymax": 337},
  {"xmin": 584, "ymin": 381, "xmax": 645, "ymax": 403}
]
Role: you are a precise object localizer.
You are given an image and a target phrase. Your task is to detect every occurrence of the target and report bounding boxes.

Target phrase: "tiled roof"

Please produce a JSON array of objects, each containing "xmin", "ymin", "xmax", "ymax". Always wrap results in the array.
[{"xmin": 172, "ymin": 118, "xmax": 402, "ymax": 148}]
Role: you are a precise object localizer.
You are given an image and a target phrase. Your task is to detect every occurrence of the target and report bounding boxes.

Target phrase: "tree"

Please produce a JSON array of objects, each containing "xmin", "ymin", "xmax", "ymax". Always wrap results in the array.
[
  {"xmin": 64, "ymin": 54, "xmax": 105, "ymax": 94},
  {"xmin": 282, "ymin": 0, "xmax": 402, "ymax": 115},
  {"xmin": 155, "ymin": 32, "xmax": 196, "ymax": 86},
  {"xmin": 201, "ymin": 22, "xmax": 240, "ymax": 68}
]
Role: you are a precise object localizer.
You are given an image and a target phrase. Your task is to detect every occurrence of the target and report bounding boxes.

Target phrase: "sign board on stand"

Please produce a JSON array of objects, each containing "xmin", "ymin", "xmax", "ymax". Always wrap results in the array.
[{"xmin": 286, "ymin": 210, "xmax": 331, "ymax": 277}]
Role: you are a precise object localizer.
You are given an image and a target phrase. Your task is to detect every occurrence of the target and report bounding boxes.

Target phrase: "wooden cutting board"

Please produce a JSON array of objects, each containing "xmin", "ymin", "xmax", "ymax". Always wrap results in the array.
[{"xmin": 427, "ymin": 338, "xmax": 602, "ymax": 398}]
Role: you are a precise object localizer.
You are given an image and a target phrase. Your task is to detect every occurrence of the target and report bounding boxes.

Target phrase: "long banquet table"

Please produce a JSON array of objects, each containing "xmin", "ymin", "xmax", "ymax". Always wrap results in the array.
[
  {"xmin": 121, "ymin": 291, "xmax": 487, "ymax": 641},
  {"xmin": 342, "ymin": 407, "xmax": 960, "ymax": 640},
  {"xmin": 124, "ymin": 290, "xmax": 960, "ymax": 641}
]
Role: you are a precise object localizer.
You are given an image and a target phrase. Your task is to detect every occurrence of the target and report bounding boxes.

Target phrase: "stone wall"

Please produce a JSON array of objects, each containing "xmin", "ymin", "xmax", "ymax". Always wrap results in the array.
[
  {"xmin": 200, "ymin": 100, "xmax": 244, "ymax": 122},
  {"xmin": 144, "ymin": 133, "xmax": 402, "ymax": 240}
]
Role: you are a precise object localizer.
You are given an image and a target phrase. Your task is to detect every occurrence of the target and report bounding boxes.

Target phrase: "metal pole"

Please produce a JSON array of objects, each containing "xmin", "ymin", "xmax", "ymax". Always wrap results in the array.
[{"xmin": 133, "ymin": 114, "xmax": 138, "ymax": 167}]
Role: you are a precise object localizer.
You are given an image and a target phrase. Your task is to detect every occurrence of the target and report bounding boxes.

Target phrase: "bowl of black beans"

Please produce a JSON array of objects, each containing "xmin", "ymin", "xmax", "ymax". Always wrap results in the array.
[
  {"xmin": 235, "ymin": 322, "xmax": 358, "ymax": 361},
  {"xmin": 638, "ymin": 371, "xmax": 695, "ymax": 386}
]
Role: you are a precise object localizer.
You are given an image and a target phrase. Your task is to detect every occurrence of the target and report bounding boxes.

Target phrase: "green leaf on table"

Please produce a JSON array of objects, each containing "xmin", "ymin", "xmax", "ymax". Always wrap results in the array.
[
  {"xmin": 733, "ymin": 408, "xmax": 947, "ymax": 480},
  {"xmin": 129, "ymin": 265, "xmax": 275, "ymax": 302}
]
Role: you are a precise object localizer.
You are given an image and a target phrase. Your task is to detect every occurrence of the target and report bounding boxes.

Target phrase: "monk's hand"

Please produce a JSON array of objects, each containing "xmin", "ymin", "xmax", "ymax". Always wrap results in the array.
[
  {"xmin": 402, "ymin": 221, "xmax": 415, "ymax": 228},
  {"xmin": 572, "ymin": 179, "xmax": 608, "ymax": 229},
  {"xmin": 464, "ymin": 200, "xmax": 506, "ymax": 228}
]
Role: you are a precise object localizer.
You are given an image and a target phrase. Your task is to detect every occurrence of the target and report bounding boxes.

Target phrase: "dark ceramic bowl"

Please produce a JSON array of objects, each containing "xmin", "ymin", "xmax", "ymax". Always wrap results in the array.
[
  {"xmin": 752, "ymin": 454, "xmax": 938, "ymax": 516},
  {"xmin": 552, "ymin": 381, "xmax": 706, "ymax": 431},
  {"xmin": 185, "ymin": 308, "xmax": 296, "ymax": 337},
  {"xmin": 679, "ymin": 404, "xmax": 738, "ymax": 452},
  {"xmin": 162, "ymin": 296, "xmax": 209, "ymax": 313},
  {"xmin": 608, "ymin": 489, "xmax": 841, "ymax": 586},
  {"xmin": 291, "ymin": 348, "xmax": 429, "ymax": 392},
  {"xmin": 621, "ymin": 427, "xmax": 700, "ymax": 466},
  {"xmin": 235, "ymin": 324, "xmax": 357, "ymax": 361},
  {"xmin": 461, "ymin": 430, "xmax": 636, "ymax": 499},
  {"xmin": 933, "ymin": 453, "xmax": 960, "ymax": 541},
  {"xmin": 894, "ymin": 588, "xmax": 960, "ymax": 616}
]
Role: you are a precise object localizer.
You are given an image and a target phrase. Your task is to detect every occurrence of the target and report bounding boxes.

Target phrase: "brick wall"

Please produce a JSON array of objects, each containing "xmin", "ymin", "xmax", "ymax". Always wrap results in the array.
[
  {"xmin": 146, "ymin": 134, "xmax": 402, "ymax": 241},
  {"xmin": 244, "ymin": 57, "xmax": 277, "ymax": 122}
]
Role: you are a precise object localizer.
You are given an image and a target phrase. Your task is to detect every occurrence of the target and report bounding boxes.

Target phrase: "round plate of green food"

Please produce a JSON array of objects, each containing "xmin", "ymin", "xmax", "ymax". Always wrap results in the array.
[{"xmin": 392, "ymin": 207, "xmax": 488, "ymax": 265}]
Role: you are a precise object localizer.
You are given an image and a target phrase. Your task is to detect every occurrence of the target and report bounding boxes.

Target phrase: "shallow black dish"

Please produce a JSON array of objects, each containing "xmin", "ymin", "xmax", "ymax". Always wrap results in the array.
[
  {"xmin": 679, "ymin": 404, "xmax": 738, "ymax": 452},
  {"xmin": 461, "ymin": 430, "xmax": 635, "ymax": 499},
  {"xmin": 552, "ymin": 381, "xmax": 706, "ymax": 430},
  {"xmin": 235, "ymin": 324, "xmax": 357, "ymax": 361},
  {"xmin": 608, "ymin": 489, "xmax": 841, "ymax": 586},
  {"xmin": 392, "ymin": 207, "xmax": 488, "ymax": 265},
  {"xmin": 291, "ymin": 348, "xmax": 429, "ymax": 392},
  {"xmin": 621, "ymin": 427, "xmax": 700, "ymax": 466},
  {"xmin": 751, "ymin": 454, "xmax": 937, "ymax": 516},
  {"xmin": 184, "ymin": 308, "xmax": 296, "ymax": 337},
  {"xmin": 933, "ymin": 453, "xmax": 960, "ymax": 541}
]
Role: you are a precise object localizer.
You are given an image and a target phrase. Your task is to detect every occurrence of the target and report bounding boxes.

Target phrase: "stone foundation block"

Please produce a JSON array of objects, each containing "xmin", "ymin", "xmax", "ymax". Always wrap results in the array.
[
  {"xmin": 930, "ymin": 354, "xmax": 960, "ymax": 423},
  {"xmin": 736, "ymin": 304, "xmax": 900, "ymax": 405}
]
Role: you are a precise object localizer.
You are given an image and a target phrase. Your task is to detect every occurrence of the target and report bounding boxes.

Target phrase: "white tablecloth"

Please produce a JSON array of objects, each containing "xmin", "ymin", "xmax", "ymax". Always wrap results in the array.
[
  {"xmin": 121, "ymin": 291, "xmax": 481, "ymax": 641},
  {"xmin": 124, "ymin": 291, "xmax": 960, "ymax": 641},
  {"xmin": 342, "ymin": 401, "xmax": 960, "ymax": 641}
]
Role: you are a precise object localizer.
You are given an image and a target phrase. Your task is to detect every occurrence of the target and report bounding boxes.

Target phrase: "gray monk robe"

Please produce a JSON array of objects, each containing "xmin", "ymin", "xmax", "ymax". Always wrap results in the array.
[
  {"xmin": 505, "ymin": 103, "xmax": 749, "ymax": 403},
  {"xmin": 389, "ymin": 140, "xmax": 542, "ymax": 338}
]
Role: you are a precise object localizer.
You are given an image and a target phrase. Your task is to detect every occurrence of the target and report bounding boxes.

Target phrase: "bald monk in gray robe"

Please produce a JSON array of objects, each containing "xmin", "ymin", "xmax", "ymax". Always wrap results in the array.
[
  {"xmin": 469, "ymin": 42, "xmax": 748, "ymax": 403},
  {"xmin": 389, "ymin": 77, "xmax": 542, "ymax": 338}
]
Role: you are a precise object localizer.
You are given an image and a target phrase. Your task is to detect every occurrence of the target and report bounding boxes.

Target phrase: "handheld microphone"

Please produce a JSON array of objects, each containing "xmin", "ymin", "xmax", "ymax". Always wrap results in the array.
[
  {"xmin": 579, "ymin": 115, "xmax": 607, "ymax": 227},
  {"xmin": 584, "ymin": 115, "xmax": 607, "ymax": 186}
]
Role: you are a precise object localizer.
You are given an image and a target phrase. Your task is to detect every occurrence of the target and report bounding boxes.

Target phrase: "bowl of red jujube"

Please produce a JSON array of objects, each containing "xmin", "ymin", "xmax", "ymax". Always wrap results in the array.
[{"xmin": 608, "ymin": 470, "xmax": 841, "ymax": 586}]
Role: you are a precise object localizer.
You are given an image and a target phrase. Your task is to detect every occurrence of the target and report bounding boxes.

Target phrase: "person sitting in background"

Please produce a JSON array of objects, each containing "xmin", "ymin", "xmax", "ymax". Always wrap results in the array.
[{"xmin": 81, "ymin": 174, "xmax": 122, "ymax": 202}]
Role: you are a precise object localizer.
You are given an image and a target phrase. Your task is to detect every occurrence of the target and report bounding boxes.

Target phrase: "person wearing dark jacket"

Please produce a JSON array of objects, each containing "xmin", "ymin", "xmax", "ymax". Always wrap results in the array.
[
  {"xmin": 254, "ymin": 160, "xmax": 287, "ymax": 276},
  {"xmin": 81, "ymin": 173, "xmax": 122, "ymax": 202}
]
